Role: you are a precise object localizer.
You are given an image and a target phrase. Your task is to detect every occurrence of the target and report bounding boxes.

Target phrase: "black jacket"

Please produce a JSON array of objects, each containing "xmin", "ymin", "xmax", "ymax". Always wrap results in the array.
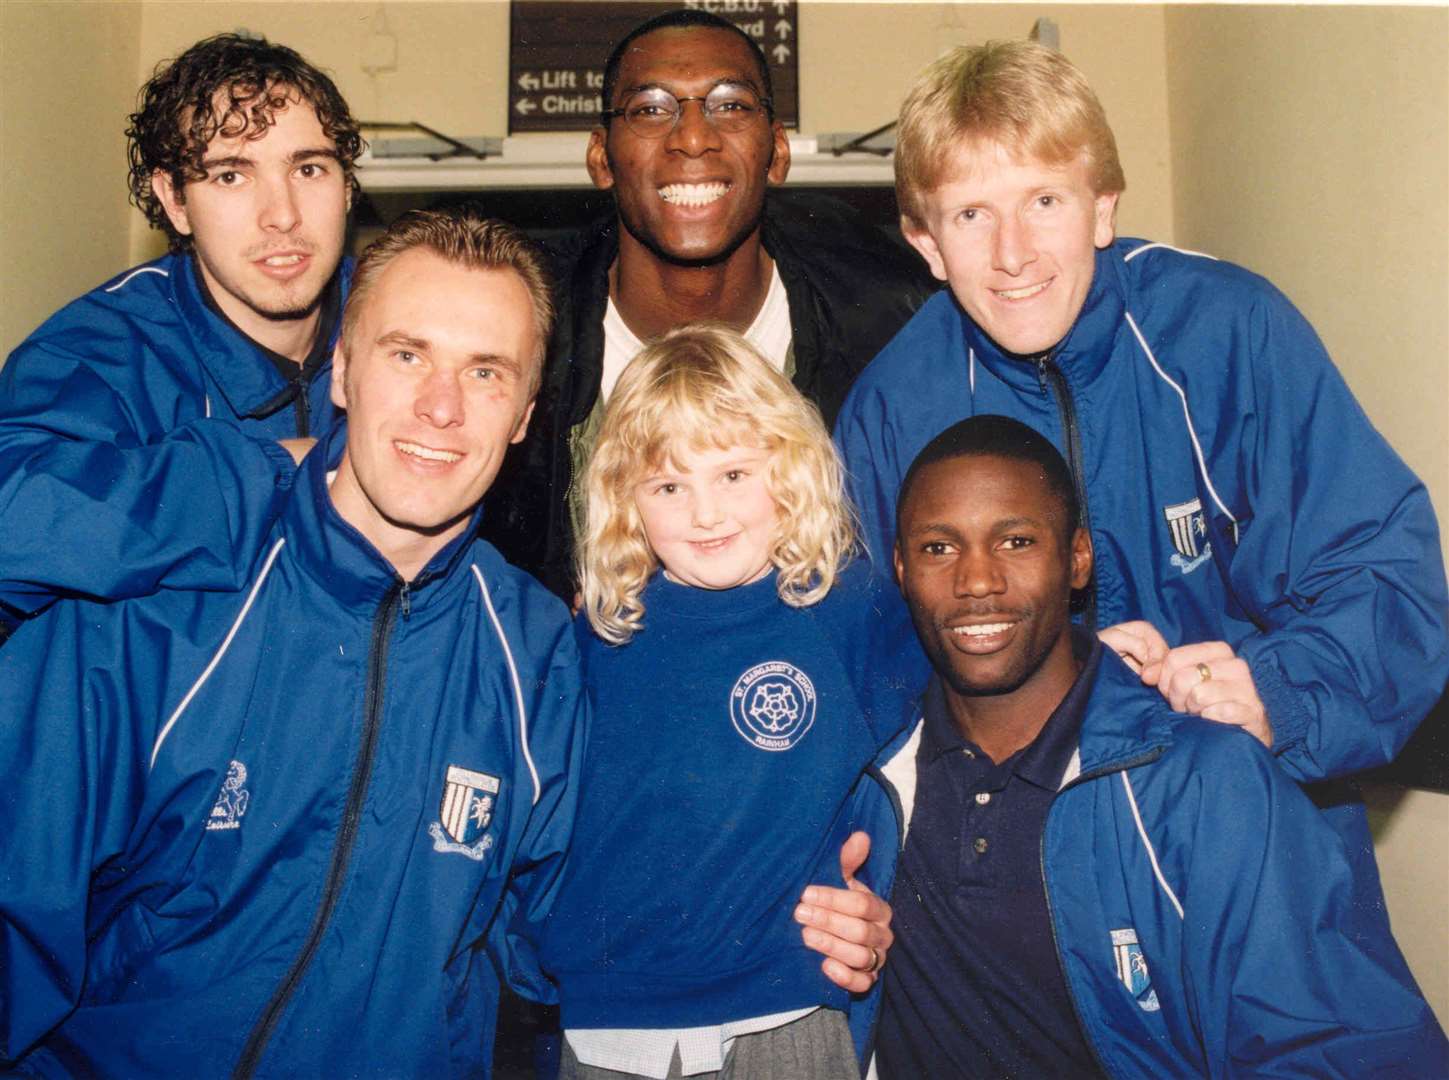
[{"xmin": 481, "ymin": 191, "xmax": 938, "ymax": 598}]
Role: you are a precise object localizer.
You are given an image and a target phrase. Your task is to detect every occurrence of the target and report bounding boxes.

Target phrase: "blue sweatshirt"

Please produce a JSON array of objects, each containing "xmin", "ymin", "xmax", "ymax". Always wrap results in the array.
[{"xmin": 541, "ymin": 563, "xmax": 924, "ymax": 1030}]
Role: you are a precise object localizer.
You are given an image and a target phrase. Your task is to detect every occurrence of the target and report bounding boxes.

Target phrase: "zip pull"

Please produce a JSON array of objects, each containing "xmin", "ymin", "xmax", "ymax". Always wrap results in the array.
[{"xmin": 400, "ymin": 580, "xmax": 412, "ymax": 620}]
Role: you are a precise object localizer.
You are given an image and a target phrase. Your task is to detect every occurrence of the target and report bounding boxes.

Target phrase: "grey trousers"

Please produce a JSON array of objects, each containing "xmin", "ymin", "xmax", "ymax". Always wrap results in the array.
[{"xmin": 558, "ymin": 1007, "xmax": 860, "ymax": 1080}]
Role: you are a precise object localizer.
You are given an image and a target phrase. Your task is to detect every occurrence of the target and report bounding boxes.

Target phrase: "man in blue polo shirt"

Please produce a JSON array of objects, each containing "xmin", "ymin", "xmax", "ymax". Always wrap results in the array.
[{"xmin": 869, "ymin": 415, "xmax": 1445, "ymax": 1077}]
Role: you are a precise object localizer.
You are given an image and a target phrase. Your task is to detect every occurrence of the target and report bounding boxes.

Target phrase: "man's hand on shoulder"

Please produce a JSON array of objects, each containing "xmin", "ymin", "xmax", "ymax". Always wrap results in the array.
[
  {"xmin": 795, "ymin": 831, "xmax": 892, "ymax": 993},
  {"xmin": 1103, "ymin": 622, "xmax": 1271, "ymax": 748},
  {"xmin": 279, "ymin": 437, "xmax": 317, "ymax": 465},
  {"xmin": 1157, "ymin": 641, "xmax": 1272, "ymax": 748},
  {"xmin": 1099, "ymin": 620, "xmax": 1170, "ymax": 677}
]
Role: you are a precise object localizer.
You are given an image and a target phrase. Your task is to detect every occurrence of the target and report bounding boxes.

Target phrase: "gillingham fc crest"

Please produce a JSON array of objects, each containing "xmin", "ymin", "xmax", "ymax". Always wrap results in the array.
[
  {"xmin": 1111, "ymin": 928, "xmax": 1161, "ymax": 1012},
  {"xmin": 729, "ymin": 660, "xmax": 817, "ymax": 752},
  {"xmin": 429, "ymin": 765, "xmax": 500, "ymax": 861}
]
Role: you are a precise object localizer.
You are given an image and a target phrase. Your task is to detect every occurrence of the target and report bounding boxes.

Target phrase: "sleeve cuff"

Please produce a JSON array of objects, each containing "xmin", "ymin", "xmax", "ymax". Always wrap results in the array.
[{"xmin": 1251, "ymin": 657, "xmax": 1312, "ymax": 755}]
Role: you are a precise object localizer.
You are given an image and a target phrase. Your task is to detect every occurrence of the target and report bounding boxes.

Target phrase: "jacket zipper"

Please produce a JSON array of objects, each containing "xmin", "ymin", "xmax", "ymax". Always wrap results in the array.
[
  {"xmin": 1038, "ymin": 747, "xmax": 1166, "ymax": 1079},
  {"xmin": 294, "ymin": 379, "xmax": 311, "ymax": 438},
  {"xmin": 232, "ymin": 581, "xmax": 403, "ymax": 1078},
  {"xmin": 1036, "ymin": 356, "xmax": 1098, "ymax": 629}
]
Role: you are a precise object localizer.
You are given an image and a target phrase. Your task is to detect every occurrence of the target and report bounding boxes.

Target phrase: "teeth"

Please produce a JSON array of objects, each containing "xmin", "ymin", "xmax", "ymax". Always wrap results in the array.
[
  {"xmin": 994, "ymin": 280, "xmax": 1050, "ymax": 301},
  {"xmin": 397, "ymin": 441, "xmax": 462, "ymax": 463},
  {"xmin": 659, "ymin": 182, "xmax": 728, "ymax": 207},
  {"xmin": 263, "ymin": 254, "xmax": 305, "ymax": 267},
  {"xmin": 953, "ymin": 622, "xmax": 1014, "ymax": 637}
]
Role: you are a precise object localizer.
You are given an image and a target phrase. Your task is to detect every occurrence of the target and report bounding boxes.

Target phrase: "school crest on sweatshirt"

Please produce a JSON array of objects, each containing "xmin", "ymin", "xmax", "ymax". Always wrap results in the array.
[{"xmin": 730, "ymin": 660, "xmax": 817, "ymax": 752}]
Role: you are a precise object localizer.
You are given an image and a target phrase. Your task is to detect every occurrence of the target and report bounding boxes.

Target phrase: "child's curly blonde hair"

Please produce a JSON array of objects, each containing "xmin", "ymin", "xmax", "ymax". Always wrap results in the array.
[{"xmin": 579, "ymin": 323, "xmax": 856, "ymax": 644}]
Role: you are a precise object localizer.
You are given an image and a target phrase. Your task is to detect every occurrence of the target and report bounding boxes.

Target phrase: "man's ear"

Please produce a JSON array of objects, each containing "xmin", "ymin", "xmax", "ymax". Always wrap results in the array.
[
  {"xmin": 766, "ymin": 119, "xmax": 791, "ymax": 186},
  {"xmin": 509, "ymin": 398, "xmax": 537, "ymax": 445},
  {"xmin": 1069, "ymin": 526, "xmax": 1093, "ymax": 591},
  {"xmin": 893, "ymin": 542, "xmax": 906, "ymax": 589},
  {"xmin": 329, "ymin": 340, "xmax": 349, "ymax": 411},
  {"xmin": 151, "ymin": 170, "xmax": 193, "ymax": 237},
  {"xmin": 1093, "ymin": 190, "xmax": 1120, "ymax": 249},
  {"xmin": 585, "ymin": 128, "xmax": 614, "ymax": 191},
  {"xmin": 901, "ymin": 215, "xmax": 948, "ymax": 282}
]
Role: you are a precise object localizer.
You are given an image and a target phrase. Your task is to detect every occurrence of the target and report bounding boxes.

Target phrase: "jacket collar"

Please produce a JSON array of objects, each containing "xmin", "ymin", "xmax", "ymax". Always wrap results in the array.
[
  {"xmin": 283, "ymin": 421, "xmax": 485, "ymax": 614},
  {"xmin": 170, "ymin": 252, "xmax": 352, "ymax": 421},
  {"xmin": 881, "ymin": 625, "xmax": 1176, "ymax": 803},
  {"xmin": 959, "ymin": 243, "xmax": 1129, "ymax": 395}
]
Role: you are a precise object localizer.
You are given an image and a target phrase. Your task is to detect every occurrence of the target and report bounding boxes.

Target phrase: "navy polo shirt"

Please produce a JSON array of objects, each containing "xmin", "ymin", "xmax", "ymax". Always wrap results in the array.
[{"xmin": 876, "ymin": 631, "xmax": 1104, "ymax": 1079}]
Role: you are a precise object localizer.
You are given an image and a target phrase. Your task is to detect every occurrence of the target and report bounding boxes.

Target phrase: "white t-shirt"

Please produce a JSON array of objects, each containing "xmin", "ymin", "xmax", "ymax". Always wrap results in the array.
[{"xmin": 599, "ymin": 262, "xmax": 792, "ymax": 404}]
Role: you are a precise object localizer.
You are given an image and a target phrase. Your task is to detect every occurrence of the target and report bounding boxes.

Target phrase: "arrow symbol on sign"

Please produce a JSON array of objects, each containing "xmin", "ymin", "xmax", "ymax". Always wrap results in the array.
[
  {"xmin": 772, "ymin": 42, "xmax": 791, "ymax": 64},
  {"xmin": 515, "ymin": 98, "xmax": 537, "ymax": 115},
  {"xmin": 775, "ymin": 19, "xmax": 791, "ymax": 39},
  {"xmin": 517, "ymin": 72, "xmax": 540, "ymax": 91}
]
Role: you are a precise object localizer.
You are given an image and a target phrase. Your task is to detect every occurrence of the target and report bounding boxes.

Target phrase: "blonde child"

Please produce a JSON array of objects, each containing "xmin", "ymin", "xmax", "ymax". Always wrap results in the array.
[{"xmin": 541, "ymin": 325, "xmax": 924, "ymax": 1080}]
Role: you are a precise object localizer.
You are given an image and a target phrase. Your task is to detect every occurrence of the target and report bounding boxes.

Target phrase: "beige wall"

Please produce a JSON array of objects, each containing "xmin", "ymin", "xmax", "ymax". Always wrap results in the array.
[
  {"xmin": 1165, "ymin": 4, "xmax": 1449, "ymax": 1021},
  {"xmin": 1, "ymin": 0, "xmax": 141, "ymax": 356},
  {"xmin": 798, "ymin": 3, "xmax": 1174, "ymax": 241}
]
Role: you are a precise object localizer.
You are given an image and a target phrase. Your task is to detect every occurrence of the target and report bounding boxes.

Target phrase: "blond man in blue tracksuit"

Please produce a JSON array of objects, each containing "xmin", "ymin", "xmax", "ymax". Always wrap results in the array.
[{"xmin": 835, "ymin": 40, "xmax": 1447, "ymax": 893}]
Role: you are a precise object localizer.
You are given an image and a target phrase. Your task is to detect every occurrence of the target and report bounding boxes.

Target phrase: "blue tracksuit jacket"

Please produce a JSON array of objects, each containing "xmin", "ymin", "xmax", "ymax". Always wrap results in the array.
[
  {"xmin": 836, "ymin": 238, "xmax": 1448, "ymax": 786},
  {"xmin": 0, "ymin": 425, "xmax": 587, "ymax": 1078},
  {"xmin": 0, "ymin": 252, "xmax": 349, "ymax": 623},
  {"xmin": 849, "ymin": 645, "xmax": 1448, "ymax": 1078}
]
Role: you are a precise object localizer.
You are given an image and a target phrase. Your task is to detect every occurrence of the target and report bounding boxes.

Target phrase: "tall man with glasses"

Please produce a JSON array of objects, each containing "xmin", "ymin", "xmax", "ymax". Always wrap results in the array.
[
  {"xmin": 481, "ymin": 7, "xmax": 936, "ymax": 609},
  {"xmin": 478, "ymin": 6, "xmax": 932, "ymax": 1023}
]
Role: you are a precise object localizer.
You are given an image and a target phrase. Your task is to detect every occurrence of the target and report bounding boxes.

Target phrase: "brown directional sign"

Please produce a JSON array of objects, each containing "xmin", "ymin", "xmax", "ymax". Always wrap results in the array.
[{"xmin": 509, "ymin": 1, "xmax": 799, "ymax": 134}]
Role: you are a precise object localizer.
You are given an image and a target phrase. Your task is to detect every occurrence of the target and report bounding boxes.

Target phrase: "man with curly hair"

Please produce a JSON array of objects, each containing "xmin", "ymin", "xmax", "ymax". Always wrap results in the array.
[{"xmin": 0, "ymin": 33, "xmax": 359, "ymax": 639}]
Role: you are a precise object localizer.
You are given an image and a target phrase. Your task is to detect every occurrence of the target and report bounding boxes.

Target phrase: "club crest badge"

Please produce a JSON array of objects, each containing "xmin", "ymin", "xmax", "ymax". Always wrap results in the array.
[
  {"xmin": 730, "ymin": 660, "xmax": 817, "ymax": 752},
  {"xmin": 429, "ymin": 765, "xmax": 500, "ymax": 861},
  {"xmin": 1162, "ymin": 497, "xmax": 1212, "ymax": 574},
  {"xmin": 206, "ymin": 760, "xmax": 250, "ymax": 832},
  {"xmin": 1111, "ymin": 928, "xmax": 1161, "ymax": 1012}
]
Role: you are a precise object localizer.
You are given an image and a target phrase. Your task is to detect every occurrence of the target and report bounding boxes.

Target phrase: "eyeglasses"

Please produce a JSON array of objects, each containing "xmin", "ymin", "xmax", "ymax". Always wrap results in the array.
[{"xmin": 601, "ymin": 82, "xmax": 773, "ymax": 139}]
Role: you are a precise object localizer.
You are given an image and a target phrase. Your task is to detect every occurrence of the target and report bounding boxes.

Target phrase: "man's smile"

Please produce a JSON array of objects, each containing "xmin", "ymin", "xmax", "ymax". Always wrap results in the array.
[
  {"xmin": 396, "ymin": 439, "xmax": 464, "ymax": 464},
  {"xmin": 658, "ymin": 181, "xmax": 731, "ymax": 207},
  {"xmin": 992, "ymin": 277, "xmax": 1053, "ymax": 302}
]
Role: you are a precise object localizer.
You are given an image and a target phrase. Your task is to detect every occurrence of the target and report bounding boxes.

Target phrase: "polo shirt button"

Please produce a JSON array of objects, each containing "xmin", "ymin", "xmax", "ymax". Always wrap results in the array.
[
  {"xmin": 962, "ymin": 748, "xmax": 976, "ymax": 759},
  {"xmin": 973, "ymin": 837, "xmax": 989, "ymax": 855},
  {"xmin": 975, "ymin": 792, "xmax": 991, "ymax": 805}
]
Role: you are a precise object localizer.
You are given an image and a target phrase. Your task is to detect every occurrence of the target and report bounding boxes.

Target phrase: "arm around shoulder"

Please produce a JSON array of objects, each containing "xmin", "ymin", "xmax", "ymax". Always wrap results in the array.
[
  {"xmin": 0, "ymin": 337, "xmax": 299, "ymax": 610},
  {"xmin": 1214, "ymin": 287, "xmax": 1449, "ymax": 779}
]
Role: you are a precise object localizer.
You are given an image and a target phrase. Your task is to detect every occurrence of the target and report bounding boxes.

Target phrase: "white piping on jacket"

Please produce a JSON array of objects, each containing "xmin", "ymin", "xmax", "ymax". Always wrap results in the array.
[
  {"xmin": 104, "ymin": 266, "xmax": 169, "ymax": 293},
  {"xmin": 149, "ymin": 537, "xmax": 286, "ymax": 770},
  {"xmin": 472, "ymin": 564, "xmax": 541, "ymax": 806},
  {"xmin": 967, "ymin": 346, "xmax": 976, "ymax": 396},
  {"xmin": 1124, "ymin": 310, "xmax": 1238, "ymax": 539},
  {"xmin": 1123, "ymin": 241, "xmax": 1217, "ymax": 264},
  {"xmin": 878, "ymin": 722, "xmax": 924, "ymax": 840},
  {"xmin": 1119, "ymin": 770, "xmax": 1185, "ymax": 921}
]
